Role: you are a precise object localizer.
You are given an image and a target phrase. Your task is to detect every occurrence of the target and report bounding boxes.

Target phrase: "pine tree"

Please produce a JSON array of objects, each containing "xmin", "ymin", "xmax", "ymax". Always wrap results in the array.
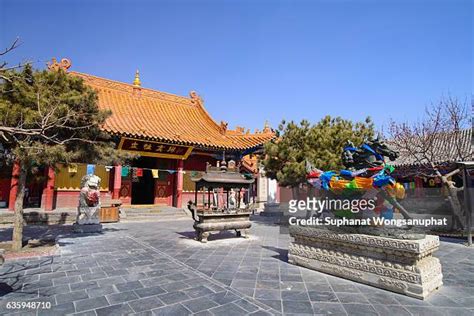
[
  {"xmin": 261, "ymin": 116, "xmax": 374, "ymax": 197},
  {"xmin": 0, "ymin": 65, "xmax": 130, "ymax": 250}
]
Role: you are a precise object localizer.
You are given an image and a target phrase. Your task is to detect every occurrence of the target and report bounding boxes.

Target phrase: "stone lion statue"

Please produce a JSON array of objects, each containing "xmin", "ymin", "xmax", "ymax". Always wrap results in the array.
[{"xmin": 77, "ymin": 174, "xmax": 101, "ymax": 225}]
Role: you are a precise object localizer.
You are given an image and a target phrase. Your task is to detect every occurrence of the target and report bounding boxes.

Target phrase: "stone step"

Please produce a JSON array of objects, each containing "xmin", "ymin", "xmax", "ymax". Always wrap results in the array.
[
  {"xmin": 122, "ymin": 209, "xmax": 184, "ymax": 215},
  {"xmin": 125, "ymin": 214, "xmax": 183, "ymax": 219},
  {"xmin": 124, "ymin": 211, "xmax": 186, "ymax": 217},
  {"xmin": 123, "ymin": 207, "xmax": 184, "ymax": 212},
  {"xmin": 128, "ymin": 210, "xmax": 164, "ymax": 214},
  {"xmin": 0, "ymin": 206, "xmax": 190, "ymax": 225},
  {"xmin": 121, "ymin": 216, "xmax": 189, "ymax": 222},
  {"xmin": 120, "ymin": 207, "xmax": 190, "ymax": 222},
  {"xmin": 123, "ymin": 207, "xmax": 188, "ymax": 217},
  {"xmin": 0, "ymin": 210, "xmax": 77, "ymax": 225}
]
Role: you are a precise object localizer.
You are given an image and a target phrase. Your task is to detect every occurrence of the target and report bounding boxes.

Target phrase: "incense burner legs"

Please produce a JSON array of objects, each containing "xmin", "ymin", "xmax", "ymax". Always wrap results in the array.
[
  {"xmin": 288, "ymin": 226, "xmax": 443, "ymax": 300},
  {"xmin": 196, "ymin": 231, "xmax": 210, "ymax": 243},
  {"xmin": 235, "ymin": 229, "xmax": 250, "ymax": 238}
]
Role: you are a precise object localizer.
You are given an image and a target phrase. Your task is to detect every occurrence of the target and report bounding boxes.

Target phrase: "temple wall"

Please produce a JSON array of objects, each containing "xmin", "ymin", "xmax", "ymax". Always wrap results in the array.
[
  {"xmin": 0, "ymin": 153, "xmax": 248, "ymax": 210},
  {"xmin": 53, "ymin": 190, "xmax": 113, "ymax": 209},
  {"xmin": 181, "ymin": 154, "xmax": 218, "ymax": 208}
]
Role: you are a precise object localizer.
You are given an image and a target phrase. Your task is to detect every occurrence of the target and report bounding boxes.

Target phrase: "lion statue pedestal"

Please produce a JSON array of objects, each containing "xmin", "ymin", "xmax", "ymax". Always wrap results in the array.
[{"xmin": 73, "ymin": 174, "xmax": 103, "ymax": 233}]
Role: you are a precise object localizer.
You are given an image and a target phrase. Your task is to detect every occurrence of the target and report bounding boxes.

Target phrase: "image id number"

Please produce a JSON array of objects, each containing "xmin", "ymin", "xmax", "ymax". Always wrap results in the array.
[{"xmin": 6, "ymin": 301, "xmax": 52, "ymax": 310}]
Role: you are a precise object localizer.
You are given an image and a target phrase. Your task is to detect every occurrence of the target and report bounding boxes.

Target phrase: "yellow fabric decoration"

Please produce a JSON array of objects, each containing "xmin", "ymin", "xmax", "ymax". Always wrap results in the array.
[
  {"xmin": 386, "ymin": 183, "xmax": 406, "ymax": 199},
  {"xmin": 68, "ymin": 164, "xmax": 78, "ymax": 173}
]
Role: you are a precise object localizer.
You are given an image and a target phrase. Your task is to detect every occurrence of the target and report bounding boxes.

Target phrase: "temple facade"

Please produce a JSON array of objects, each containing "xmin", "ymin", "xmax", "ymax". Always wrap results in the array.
[{"xmin": 0, "ymin": 59, "xmax": 274, "ymax": 211}]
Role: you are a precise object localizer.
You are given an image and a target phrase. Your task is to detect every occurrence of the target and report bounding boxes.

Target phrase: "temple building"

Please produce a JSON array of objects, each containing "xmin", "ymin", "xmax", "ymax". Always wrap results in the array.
[
  {"xmin": 389, "ymin": 129, "xmax": 473, "ymax": 217},
  {"xmin": 0, "ymin": 59, "xmax": 274, "ymax": 211}
]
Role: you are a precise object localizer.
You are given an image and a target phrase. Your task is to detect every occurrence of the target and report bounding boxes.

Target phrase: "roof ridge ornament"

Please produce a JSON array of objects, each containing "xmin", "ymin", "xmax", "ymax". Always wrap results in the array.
[
  {"xmin": 47, "ymin": 58, "xmax": 71, "ymax": 72},
  {"xmin": 220, "ymin": 121, "xmax": 228, "ymax": 134},
  {"xmin": 235, "ymin": 126, "xmax": 245, "ymax": 134},
  {"xmin": 189, "ymin": 90, "xmax": 203, "ymax": 104},
  {"xmin": 133, "ymin": 69, "xmax": 141, "ymax": 87},
  {"xmin": 263, "ymin": 120, "xmax": 272, "ymax": 133}
]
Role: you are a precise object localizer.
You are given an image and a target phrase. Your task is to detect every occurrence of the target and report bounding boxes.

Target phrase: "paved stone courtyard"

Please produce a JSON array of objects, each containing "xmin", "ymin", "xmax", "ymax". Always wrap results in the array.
[{"xmin": 0, "ymin": 217, "xmax": 473, "ymax": 315}]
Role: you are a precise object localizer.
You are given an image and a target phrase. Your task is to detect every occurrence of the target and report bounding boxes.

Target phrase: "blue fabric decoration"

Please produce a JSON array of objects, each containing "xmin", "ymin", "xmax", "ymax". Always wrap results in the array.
[
  {"xmin": 320, "ymin": 171, "xmax": 335, "ymax": 190},
  {"xmin": 372, "ymin": 170, "xmax": 395, "ymax": 187},
  {"xmin": 380, "ymin": 208, "xmax": 394, "ymax": 220},
  {"xmin": 86, "ymin": 164, "xmax": 95, "ymax": 175},
  {"xmin": 340, "ymin": 170, "xmax": 354, "ymax": 178},
  {"xmin": 343, "ymin": 146, "xmax": 358, "ymax": 152},
  {"xmin": 361, "ymin": 144, "xmax": 383, "ymax": 160}
]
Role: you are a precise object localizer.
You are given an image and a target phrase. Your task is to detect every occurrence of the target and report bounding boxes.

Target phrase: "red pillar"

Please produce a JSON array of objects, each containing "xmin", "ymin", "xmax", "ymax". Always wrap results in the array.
[
  {"xmin": 42, "ymin": 167, "xmax": 55, "ymax": 211},
  {"xmin": 112, "ymin": 165, "xmax": 122, "ymax": 199},
  {"xmin": 8, "ymin": 161, "xmax": 20, "ymax": 211},
  {"xmin": 176, "ymin": 160, "xmax": 184, "ymax": 208}
]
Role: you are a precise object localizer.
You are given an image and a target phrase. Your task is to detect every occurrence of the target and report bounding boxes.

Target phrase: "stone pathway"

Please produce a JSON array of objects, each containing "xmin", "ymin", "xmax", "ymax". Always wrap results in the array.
[{"xmin": 0, "ymin": 217, "xmax": 473, "ymax": 315}]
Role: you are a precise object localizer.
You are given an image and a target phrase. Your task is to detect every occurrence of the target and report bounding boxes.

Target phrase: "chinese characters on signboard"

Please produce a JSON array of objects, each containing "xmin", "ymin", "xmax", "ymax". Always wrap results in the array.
[{"xmin": 118, "ymin": 138, "xmax": 193, "ymax": 159}]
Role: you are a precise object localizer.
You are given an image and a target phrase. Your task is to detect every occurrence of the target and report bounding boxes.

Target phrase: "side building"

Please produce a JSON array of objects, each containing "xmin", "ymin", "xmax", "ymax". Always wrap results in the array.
[{"xmin": 1, "ymin": 59, "xmax": 274, "ymax": 211}]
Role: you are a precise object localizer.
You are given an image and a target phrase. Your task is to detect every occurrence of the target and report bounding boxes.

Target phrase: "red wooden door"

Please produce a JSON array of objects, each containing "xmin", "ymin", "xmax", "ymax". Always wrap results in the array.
[{"xmin": 154, "ymin": 171, "xmax": 174, "ymax": 205}]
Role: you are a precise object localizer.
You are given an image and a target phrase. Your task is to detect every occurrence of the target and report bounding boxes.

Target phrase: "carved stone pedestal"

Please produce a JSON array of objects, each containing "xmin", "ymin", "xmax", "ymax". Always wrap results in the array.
[
  {"xmin": 288, "ymin": 226, "xmax": 443, "ymax": 300},
  {"xmin": 261, "ymin": 202, "xmax": 283, "ymax": 217},
  {"xmin": 73, "ymin": 223, "xmax": 103, "ymax": 234}
]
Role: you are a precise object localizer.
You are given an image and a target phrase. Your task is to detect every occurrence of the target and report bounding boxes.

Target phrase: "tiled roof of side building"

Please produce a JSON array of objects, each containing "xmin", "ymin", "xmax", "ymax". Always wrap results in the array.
[
  {"xmin": 389, "ymin": 128, "xmax": 473, "ymax": 167},
  {"xmin": 69, "ymin": 71, "xmax": 275, "ymax": 151}
]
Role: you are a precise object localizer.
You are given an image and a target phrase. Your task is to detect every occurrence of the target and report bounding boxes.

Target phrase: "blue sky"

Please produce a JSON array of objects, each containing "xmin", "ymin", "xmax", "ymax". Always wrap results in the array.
[{"xmin": 1, "ymin": 0, "xmax": 471, "ymax": 132}]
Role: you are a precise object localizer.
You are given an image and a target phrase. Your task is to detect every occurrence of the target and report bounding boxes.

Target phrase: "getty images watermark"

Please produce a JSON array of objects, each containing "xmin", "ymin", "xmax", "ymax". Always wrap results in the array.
[{"xmin": 287, "ymin": 197, "xmax": 448, "ymax": 227}]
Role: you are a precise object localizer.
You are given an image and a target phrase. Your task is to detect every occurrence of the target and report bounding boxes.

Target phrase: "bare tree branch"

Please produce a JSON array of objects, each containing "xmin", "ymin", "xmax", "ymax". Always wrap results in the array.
[
  {"xmin": 0, "ymin": 37, "xmax": 20, "ymax": 57},
  {"xmin": 389, "ymin": 96, "xmax": 471, "ymax": 230}
]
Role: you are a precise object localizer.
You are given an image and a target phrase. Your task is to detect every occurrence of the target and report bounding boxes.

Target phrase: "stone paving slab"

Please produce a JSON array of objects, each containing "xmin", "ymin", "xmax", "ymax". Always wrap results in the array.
[{"xmin": 0, "ymin": 217, "xmax": 473, "ymax": 315}]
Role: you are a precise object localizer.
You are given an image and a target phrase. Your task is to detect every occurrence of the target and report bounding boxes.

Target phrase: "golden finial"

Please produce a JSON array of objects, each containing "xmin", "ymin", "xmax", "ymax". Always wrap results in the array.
[
  {"xmin": 263, "ymin": 120, "xmax": 271, "ymax": 133},
  {"xmin": 133, "ymin": 69, "xmax": 141, "ymax": 87}
]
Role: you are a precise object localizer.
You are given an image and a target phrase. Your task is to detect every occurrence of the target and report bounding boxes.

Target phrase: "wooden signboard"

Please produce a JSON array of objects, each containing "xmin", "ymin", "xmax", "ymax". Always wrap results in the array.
[{"xmin": 118, "ymin": 137, "xmax": 193, "ymax": 160}]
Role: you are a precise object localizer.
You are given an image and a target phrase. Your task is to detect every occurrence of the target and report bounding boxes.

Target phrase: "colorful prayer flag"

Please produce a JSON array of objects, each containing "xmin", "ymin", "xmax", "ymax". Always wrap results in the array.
[
  {"xmin": 131, "ymin": 168, "xmax": 139, "ymax": 182},
  {"xmin": 151, "ymin": 169, "xmax": 159, "ymax": 178},
  {"xmin": 121, "ymin": 166, "xmax": 130, "ymax": 177},
  {"xmin": 68, "ymin": 164, "xmax": 78, "ymax": 173},
  {"xmin": 86, "ymin": 164, "xmax": 95, "ymax": 175},
  {"xmin": 136, "ymin": 168, "xmax": 143, "ymax": 177}
]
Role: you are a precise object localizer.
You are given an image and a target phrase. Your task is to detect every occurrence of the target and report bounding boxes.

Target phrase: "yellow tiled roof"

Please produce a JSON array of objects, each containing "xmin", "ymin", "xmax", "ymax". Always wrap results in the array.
[{"xmin": 70, "ymin": 71, "xmax": 274, "ymax": 151}]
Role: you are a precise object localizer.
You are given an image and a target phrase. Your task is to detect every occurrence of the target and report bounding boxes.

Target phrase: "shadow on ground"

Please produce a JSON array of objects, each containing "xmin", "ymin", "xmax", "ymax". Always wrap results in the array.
[
  {"xmin": 262, "ymin": 245, "xmax": 289, "ymax": 262},
  {"xmin": 177, "ymin": 230, "xmax": 246, "ymax": 242}
]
